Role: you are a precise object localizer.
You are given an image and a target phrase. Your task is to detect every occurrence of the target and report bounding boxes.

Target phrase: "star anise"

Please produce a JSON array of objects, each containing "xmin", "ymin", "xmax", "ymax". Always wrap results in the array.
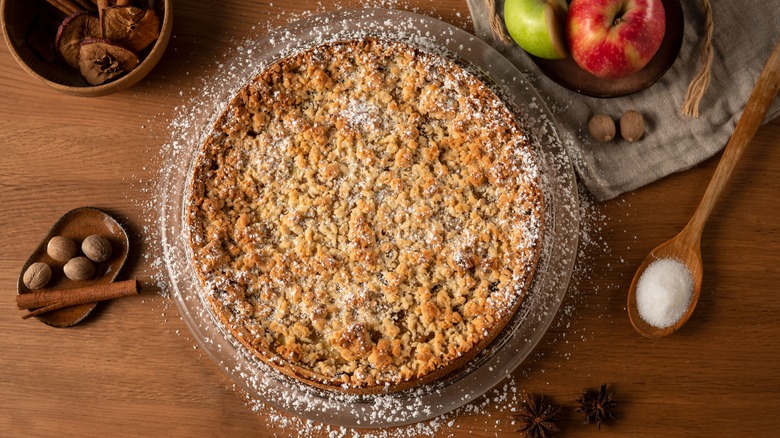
[
  {"xmin": 576, "ymin": 384, "xmax": 618, "ymax": 430},
  {"xmin": 512, "ymin": 394, "xmax": 561, "ymax": 438}
]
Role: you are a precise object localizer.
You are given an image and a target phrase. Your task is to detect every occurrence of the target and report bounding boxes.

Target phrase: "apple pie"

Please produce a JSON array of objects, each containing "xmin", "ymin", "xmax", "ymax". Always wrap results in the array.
[{"xmin": 186, "ymin": 38, "xmax": 544, "ymax": 393}]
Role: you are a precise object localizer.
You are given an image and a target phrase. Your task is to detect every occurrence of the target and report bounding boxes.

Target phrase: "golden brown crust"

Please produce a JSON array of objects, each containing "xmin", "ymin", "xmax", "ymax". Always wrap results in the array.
[{"xmin": 186, "ymin": 39, "xmax": 544, "ymax": 393}]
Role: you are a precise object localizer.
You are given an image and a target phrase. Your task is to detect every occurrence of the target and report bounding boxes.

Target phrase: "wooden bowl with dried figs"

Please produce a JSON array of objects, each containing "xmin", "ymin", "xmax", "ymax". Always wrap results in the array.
[{"xmin": 1, "ymin": 0, "xmax": 171, "ymax": 97}]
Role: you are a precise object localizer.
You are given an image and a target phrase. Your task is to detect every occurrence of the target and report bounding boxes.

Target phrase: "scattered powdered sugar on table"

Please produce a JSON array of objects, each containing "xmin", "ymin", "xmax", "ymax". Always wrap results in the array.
[{"xmin": 124, "ymin": 4, "xmax": 620, "ymax": 436}]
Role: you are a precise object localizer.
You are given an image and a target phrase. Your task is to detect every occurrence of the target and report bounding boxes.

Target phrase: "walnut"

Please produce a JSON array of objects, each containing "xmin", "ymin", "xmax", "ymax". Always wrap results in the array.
[
  {"xmin": 23, "ymin": 262, "xmax": 52, "ymax": 290},
  {"xmin": 47, "ymin": 236, "xmax": 78, "ymax": 262},
  {"xmin": 331, "ymin": 323, "xmax": 374, "ymax": 361},
  {"xmin": 82, "ymin": 234, "xmax": 112, "ymax": 262},
  {"xmin": 449, "ymin": 250, "xmax": 477, "ymax": 274},
  {"xmin": 63, "ymin": 257, "xmax": 96, "ymax": 281}
]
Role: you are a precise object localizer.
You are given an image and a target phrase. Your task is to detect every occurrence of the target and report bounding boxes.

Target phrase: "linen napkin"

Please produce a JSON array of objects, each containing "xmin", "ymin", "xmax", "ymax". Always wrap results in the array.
[{"xmin": 466, "ymin": 0, "xmax": 780, "ymax": 200}]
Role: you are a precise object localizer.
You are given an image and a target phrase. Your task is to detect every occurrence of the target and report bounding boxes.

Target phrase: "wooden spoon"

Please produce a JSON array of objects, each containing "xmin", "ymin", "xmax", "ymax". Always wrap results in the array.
[{"xmin": 627, "ymin": 42, "xmax": 780, "ymax": 338}]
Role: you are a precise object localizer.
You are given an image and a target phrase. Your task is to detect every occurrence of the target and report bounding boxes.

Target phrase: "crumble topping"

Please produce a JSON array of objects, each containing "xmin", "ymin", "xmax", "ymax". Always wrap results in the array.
[{"xmin": 187, "ymin": 39, "xmax": 543, "ymax": 391}]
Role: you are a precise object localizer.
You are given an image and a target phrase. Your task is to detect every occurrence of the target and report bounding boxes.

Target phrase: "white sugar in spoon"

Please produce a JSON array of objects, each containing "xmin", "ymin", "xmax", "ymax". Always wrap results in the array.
[{"xmin": 627, "ymin": 42, "xmax": 780, "ymax": 338}]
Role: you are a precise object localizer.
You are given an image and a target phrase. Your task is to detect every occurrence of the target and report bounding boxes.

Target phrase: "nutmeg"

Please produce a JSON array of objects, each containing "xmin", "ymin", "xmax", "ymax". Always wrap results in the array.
[
  {"xmin": 82, "ymin": 234, "xmax": 112, "ymax": 263},
  {"xmin": 23, "ymin": 262, "xmax": 52, "ymax": 290},
  {"xmin": 620, "ymin": 110, "xmax": 645, "ymax": 142},
  {"xmin": 47, "ymin": 236, "xmax": 77, "ymax": 262},
  {"xmin": 588, "ymin": 114, "xmax": 616, "ymax": 142},
  {"xmin": 63, "ymin": 257, "xmax": 96, "ymax": 281}
]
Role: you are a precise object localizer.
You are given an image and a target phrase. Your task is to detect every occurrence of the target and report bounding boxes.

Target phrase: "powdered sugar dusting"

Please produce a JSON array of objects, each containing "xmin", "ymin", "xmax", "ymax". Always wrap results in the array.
[{"xmin": 131, "ymin": 6, "xmax": 588, "ymax": 434}]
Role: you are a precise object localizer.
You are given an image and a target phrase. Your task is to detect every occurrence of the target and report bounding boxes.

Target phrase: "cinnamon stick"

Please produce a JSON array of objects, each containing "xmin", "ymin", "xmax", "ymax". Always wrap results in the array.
[
  {"xmin": 97, "ymin": 0, "xmax": 109, "ymax": 22},
  {"xmin": 72, "ymin": 0, "xmax": 97, "ymax": 12},
  {"xmin": 17, "ymin": 279, "xmax": 139, "ymax": 318},
  {"xmin": 23, "ymin": 302, "xmax": 69, "ymax": 319},
  {"xmin": 45, "ymin": 0, "xmax": 81, "ymax": 15}
]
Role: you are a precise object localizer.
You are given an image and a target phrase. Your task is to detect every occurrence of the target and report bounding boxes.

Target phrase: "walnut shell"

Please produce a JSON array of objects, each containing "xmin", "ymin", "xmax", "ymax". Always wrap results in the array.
[
  {"xmin": 63, "ymin": 257, "xmax": 96, "ymax": 281},
  {"xmin": 23, "ymin": 262, "xmax": 52, "ymax": 290},
  {"xmin": 47, "ymin": 236, "xmax": 78, "ymax": 262},
  {"xmin": 588, "ymin": 114, "xmax": 616, "ymax": 142},
  {"xmin": 82, "ymin": 234, "xmax": 112, "ymax": 262},
  {"xmin": 620, "ymin": 110, "xmax": 645, "ymax": 142}
]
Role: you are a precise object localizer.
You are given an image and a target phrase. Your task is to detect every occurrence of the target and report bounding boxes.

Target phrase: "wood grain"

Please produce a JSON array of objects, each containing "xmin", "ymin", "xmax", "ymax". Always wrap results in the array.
[
  {"xmin": 1, "ymin": 1, "xmax": 780, "ymax": 437},
  {"xmin": 628, "ymin": 42, "xmax": 780, "ymax": 338}
]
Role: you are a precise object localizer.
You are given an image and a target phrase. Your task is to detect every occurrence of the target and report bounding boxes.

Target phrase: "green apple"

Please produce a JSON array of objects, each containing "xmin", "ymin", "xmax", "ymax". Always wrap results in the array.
[{"xmin": 504, "ymin": 0, "xmax": 568, "ymax": 59}]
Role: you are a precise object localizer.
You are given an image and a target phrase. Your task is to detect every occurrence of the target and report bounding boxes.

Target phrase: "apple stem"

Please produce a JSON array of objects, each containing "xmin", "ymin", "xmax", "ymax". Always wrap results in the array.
[{"xmin": 612, "ymin": 6, "xmax": 627, "ymax": 26}]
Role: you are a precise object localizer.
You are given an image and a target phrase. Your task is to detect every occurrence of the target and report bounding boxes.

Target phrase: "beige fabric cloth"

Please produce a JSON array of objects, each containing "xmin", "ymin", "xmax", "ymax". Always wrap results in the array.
[{"xmin": 467, "ymin": 0, "xmax": 780, "ymax": 200}]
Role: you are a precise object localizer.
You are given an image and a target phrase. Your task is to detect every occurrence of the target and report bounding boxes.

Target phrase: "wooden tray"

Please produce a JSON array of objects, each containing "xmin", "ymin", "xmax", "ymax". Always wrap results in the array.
[{"xmin": 16, "ymin": 207, "xmax": 130, "ymax": 327}]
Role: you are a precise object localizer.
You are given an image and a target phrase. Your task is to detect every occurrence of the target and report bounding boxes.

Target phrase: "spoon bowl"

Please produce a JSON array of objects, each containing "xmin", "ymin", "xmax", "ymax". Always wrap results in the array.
[
  {"xmin": 627, "ymin": 41, "xmax": 780, "ymax": 337},
  {"xmin": 627, "ymin": 227, "xmax": 703, "ymax": 338}
]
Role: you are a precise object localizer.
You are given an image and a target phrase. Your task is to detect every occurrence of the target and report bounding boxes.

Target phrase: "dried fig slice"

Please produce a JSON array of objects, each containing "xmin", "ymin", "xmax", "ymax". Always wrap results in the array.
[
  {"xmin": 55, "ymin": 11, "xmax": 101, "ymax": 69},
  {"xmin": 101, "ymin": 6, "xmax": 160, "ymax": 53},
  {"xmin": 78, "ymin": 38, "xmax": 139, "ymax": 85}
]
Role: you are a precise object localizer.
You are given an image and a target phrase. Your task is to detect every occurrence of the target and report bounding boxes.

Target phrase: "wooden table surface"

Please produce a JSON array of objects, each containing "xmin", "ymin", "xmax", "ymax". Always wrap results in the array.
[{"xmin": 2, "ymin": 1, "xmax": 779, "ymax": 437}]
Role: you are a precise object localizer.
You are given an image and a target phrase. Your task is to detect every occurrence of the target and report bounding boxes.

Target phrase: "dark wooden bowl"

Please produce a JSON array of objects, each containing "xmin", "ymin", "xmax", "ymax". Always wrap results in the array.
[
  {"xmin": 531, "ymin": 0, "xmax": 683, "ymax": 98},
  {"xmin": 1, "ymin": 0, "xmax": 172, "ymax": 97}
]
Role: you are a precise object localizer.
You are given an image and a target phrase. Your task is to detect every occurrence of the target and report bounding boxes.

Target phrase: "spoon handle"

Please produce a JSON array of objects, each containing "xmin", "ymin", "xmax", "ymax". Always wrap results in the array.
[{"xmin": 685, "ymin": 42, "xmax": 780, "ymax": 239}]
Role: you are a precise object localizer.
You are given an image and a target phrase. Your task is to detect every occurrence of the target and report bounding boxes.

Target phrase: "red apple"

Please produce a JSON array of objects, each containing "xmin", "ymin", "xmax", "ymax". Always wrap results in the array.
[{"xmin": 566, "ymin": 0, "xmax": 666, "ymax": 79}]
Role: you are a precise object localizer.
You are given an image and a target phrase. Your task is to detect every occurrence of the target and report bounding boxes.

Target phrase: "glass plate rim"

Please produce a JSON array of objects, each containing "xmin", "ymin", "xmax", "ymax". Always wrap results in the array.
[{"xmin": 159, "ymin": 7, "xmax": 580, "ymax": 428}]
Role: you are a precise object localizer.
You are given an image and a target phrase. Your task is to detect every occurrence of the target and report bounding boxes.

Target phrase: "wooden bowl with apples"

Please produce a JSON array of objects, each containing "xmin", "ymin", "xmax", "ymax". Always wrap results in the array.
[
  {"xmin": 504, "ymin": 0, "xmax": 683, "ymax": 98},
  {"xmin": 1, "ymin": 0, "xmax": 172, "ymax": 97}
]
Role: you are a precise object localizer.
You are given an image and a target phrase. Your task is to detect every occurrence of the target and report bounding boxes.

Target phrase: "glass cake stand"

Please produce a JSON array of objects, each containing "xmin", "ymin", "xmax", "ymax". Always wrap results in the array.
[{"xmin": 160, "ymin": 8, "xmax": 580, "ymax": 428}]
